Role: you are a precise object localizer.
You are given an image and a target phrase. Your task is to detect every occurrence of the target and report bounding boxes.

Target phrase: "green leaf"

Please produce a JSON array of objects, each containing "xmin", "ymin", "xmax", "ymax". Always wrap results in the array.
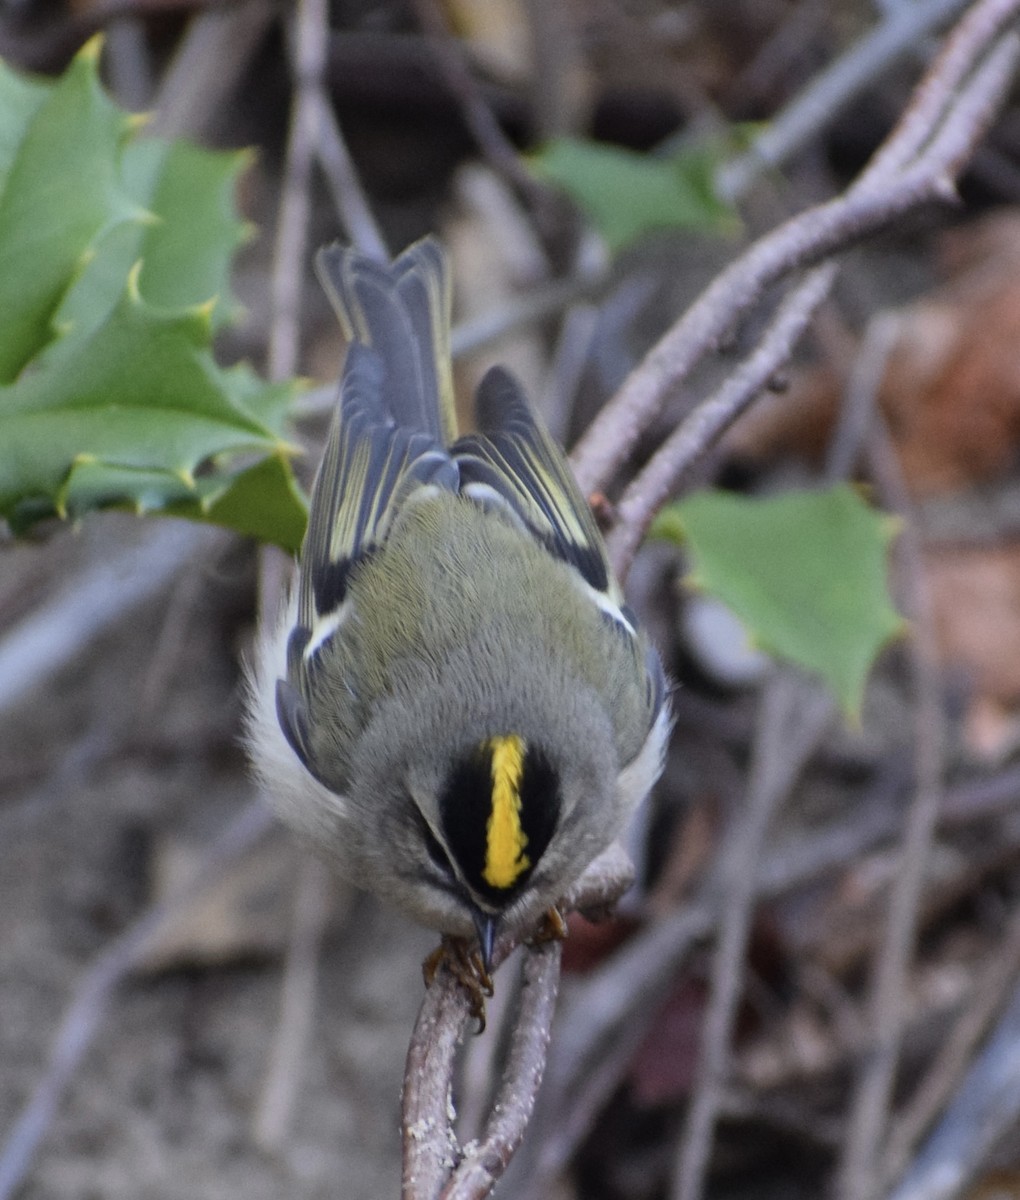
[
  {"xmin": 56, "ymin": 137, "xmax": 250, "ymax": 344},
  {"xmin": 0, "ymin": 276, "xmax": 296, "ymax": 512},
  {"xmin": 0, "ymin": 56, "xmax": 48, "ymax": 191},
  {"xmin": 529, "ymin": 135, "xmax": 740, "ymax": 252},
  {"xmin": 123, "ymin": 137, "xmax": 251, "ymax": 328},
  {"xmin": 168, "ymin": 453, "xmax": 309, "ymax": 552},
  {"xmin": 0, "ymin": 43, "xmax": 306, "ymax": 546},
  {"xmin": 651, "ymin": 486, "xmax": 905, "ymax": 716},
  {"xmin": 0, "ymin": 40, "xmax": 141, "ymax": 380}
]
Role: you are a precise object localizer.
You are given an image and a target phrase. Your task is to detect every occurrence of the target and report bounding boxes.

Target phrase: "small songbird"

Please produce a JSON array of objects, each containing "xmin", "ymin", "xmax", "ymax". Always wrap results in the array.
[{"xmin": 246, "ymin": 238, "xmax": 669, "ymax": 974}]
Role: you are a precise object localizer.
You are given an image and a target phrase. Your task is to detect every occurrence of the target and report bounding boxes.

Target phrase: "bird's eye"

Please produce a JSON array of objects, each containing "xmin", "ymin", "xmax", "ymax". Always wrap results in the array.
[{"xmin": 416, "ymin": 810, "xmax": 452, "ymax": 875}]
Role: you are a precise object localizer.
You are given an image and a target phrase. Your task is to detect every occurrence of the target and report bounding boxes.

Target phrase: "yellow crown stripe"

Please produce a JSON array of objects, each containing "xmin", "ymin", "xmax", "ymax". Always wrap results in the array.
[{"xmin": 483, "ymin": 735, "xmax": 531, "ymax": 889}]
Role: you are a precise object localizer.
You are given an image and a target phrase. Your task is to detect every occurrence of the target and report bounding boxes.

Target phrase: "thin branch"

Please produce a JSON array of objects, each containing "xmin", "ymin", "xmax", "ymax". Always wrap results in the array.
[
  {"xmin": 522, "ymin": 0, "xmax": 584, "ymax": 140},
  {"xmin": 887, "ymin": 977, "xmax": 1020, "ymax": 1200},
  {"xmin": 605, "ymin": 263, "xmax": 838, "ymax": 578},
  {"xmin": 450, "ymin": 259, "xmax": 607, "ymax": 359},
  {"xmin": 506, "ymin": 905, "xmax": 714, "ymax": 1199},
  {"xmin": 0, "ymin": 803, "xmax": 274, "ymax": 1200},
  {"xmin": 605, "ymin": 13, "xmax": 1019, "ymax": 576},
  {"xmin": 836, "ymin": 417, "xmax": 949, "ymax": 1200},
  {"xmin": 881, "ymin": 903, "xmax": 1020, "ymax": 1188},
  {"xmin": 252, "ymin": 854, "xmax": 332, "ymax": 1151},
  {"xmin": 408, "ymin": 0, "xmax": 550, "ymax": 212},
  {"xmin": 401, "ymin": 846, "xmax": 634, "ymax": 1200},
  {"xmin": 670, "ymin": 676, "xmax": 835, "ymax": 1200},
  {"xmin": 268, "ymin": 0, "xmax": 326, "ymax": 381},
  {"xmin": 823, "ymin": 311, "xmax": 901, "ymax": 482},
  {"xmin": 148, "ymin": 0, "xmax": 274, "ymax": 138},
  {"xmin": 717, "ymin": 0, "xmax": 971, "ymax": 202},
  {"xmin": 866, "ymin": 0, "xmax": 1020, "ymax": 178},
  {"xmin": 441, "ymin": 943, "xmax": 561, "ymax": 1200},
  {"xmin": 312, "ymin": 94, "xmax": 389, "ymax": 261}
]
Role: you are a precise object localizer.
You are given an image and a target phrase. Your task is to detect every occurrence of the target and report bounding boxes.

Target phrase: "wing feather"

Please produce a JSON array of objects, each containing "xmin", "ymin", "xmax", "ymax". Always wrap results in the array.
[{"xmin": 454, "ymin": 366, "xmax": 618, "ymax": 603}]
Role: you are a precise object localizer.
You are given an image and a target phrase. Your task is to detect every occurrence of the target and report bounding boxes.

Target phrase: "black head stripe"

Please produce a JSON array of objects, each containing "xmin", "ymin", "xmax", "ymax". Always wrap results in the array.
[{"xmin": 439, "ymin": 738, "xmax": 560, "ymax": 906}]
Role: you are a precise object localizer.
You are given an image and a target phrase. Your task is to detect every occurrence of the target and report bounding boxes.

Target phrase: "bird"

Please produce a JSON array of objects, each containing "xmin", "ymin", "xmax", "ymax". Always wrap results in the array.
[{"xmin": 246, "ymin": 237, "xmax": 669, "ymax": 984}]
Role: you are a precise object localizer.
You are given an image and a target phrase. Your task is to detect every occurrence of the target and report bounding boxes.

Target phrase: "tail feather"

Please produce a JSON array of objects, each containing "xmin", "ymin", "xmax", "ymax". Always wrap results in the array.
[{"xmin": 315, "ymin": 238, "xmax": 457, "ymax": 444}]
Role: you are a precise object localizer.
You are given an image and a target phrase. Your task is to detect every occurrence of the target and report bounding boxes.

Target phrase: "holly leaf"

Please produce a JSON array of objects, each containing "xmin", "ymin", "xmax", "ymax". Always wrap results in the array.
[
  {"xmin": 0, "ymin": 40, "xmax": 141, "ymax": 381},
  {"xmin": 0, "ymin": 41, "xmax": 307, "ymax": 549},
  {"xmin": 529, "ymin": 135, "xmax": 740, "ymax": 252},
  {"xmin": 651, "ymin": 486, "xmax": 905, "ymax": 716}
]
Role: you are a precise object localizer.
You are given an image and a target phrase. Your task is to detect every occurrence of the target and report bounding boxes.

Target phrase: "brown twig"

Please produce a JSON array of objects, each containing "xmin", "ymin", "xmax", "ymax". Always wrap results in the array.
[
  {"xmin": 252, "ymin": 854, "xmax": 333, "ymax": 1151},
  {"xmin": 603, "ymin": 5, "xmax": 1018, "ymax": 585},
  {"xmin": 505, "ymin": 905, "xmax": 715, "ymax": 1199},
  {"xmin": 401, "ymin": 846, "xmax": 634, "ymax": 1200},
  {"xmin": 717, "ymin": 0, "xmax": 972, "ymax": 202},
  {"xmin": 836, "ymin": 416, "xmax": 949, "ymax": 1200},
  {"xmin": 312, "ymin": 96, "xmax": 389, "ymax": 261},
  {"xmin": 670, "ymin": 675, "xmax": 836, "ymax": 1200},
  {"xmin": 866, "ymin": 0, "xmax": 1020, "ymax": 179},
  {"xmin": 450, "ymin": 256, "xmax": 607, "ymax": 359},
  {"xmin": 268, "ymin": 0, "xmax": 326, "ymax": 381},
  {"xmin": 881, "ymin": 902, "xmax": 1020, "ymax": 1189},
  {"xmin": 407, "ymin": 0, "xmax": 556, "ymax": 223},
  {"xmin": 823, "ymin": 312, "xmax": 902, "ymax": 483},
  {"xmin": 605, "ymin": 262, "xmax": 839, "ymax": 578},
  {"xmin": 148, "ymin": 0, "xmax": 275, "ymax": 139},
  {"xmin": 440, "ymin": 942, "xmax": 561, "ymax": 1200}
]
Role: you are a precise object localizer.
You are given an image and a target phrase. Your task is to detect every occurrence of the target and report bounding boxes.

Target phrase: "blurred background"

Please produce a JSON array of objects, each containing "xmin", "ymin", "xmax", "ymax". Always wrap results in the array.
[{"xmin": 4, "ymin": 1, "xmax": 1020, "ymax": 1198}]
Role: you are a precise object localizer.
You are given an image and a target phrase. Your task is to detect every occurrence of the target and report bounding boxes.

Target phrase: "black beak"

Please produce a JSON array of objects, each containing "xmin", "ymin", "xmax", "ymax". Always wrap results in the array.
[{"xmin": 472, "ymin": 910, "xmax": 499, "ymax": 976}]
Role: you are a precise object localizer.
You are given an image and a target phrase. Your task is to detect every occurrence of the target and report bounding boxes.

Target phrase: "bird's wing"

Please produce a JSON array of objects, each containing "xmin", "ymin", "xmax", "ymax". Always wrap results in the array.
[{"xmin": 453, "ymin": 365, "xmax": 622, "ymax": 609}]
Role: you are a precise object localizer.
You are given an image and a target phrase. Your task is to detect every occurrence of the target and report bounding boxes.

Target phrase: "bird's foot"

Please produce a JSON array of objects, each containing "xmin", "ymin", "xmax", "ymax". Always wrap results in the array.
[{"xmin": 422, "ymin": 935, "xmax": 495, "ymax": 1032}]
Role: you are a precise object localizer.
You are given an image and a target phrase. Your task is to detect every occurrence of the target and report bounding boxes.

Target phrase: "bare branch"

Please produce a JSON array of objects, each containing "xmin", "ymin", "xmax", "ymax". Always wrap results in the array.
[
  {"xmin": 670, "ymin": 675, "xmax": 835, "ymax": 1200},
  {"xmin": 312, "ymin": 95, "xmax": 389, "ymax": 261},
  {"xmin": 887, "ymin": 977, "xmax": 1020, "ymax": 1200},
  {"xmin": 441, "ymin": 943, "xmax": 561, "ymax": 1200},
  {"xmin": 882, "ymin": 903, "xmax": 1020, "ymax": 1188},
  {"xmin": 571, "ymin": 4, "xmax": 1020, "ymax": 507},
  {"xmin": 146, "ymin": 0, "xmax": 274, "ymax": 139},
  {"xmin": 718, "ymin": 0, "xmax": 971, "ymax": 202},
  {"xmin": 408, "ymin": 0, "xmax": 550, "ymax": 213},
  {"xmin": 401, "ymin": 847, "xmax": 634, "ymax": 1200},
  {"xmin": 605, "ymin": 263, "xmax": 838, "ymax": 577},
  {"xmin": 836, "ymin": 417, "xmax": 949, "ymax": 1200},
  {"xmin": 268, "ymin": 0, "xmax": 326, "ymax": 381},
  {"xmin": 867, "ymin": 0, "xmax": 1020, "ymax": 177}
]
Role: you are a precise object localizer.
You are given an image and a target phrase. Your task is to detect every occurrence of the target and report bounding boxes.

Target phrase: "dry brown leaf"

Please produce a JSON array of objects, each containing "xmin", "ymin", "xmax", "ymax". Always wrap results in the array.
[
  {"xmin": 135, "ymin": 832, "xmax": 327, "ymax": 972},
  {"xmin": 927, "ymin": 542, "xmax": 1020, "ymax": 705},
  {"xmin": 727, "ymin": 211, "xmax": 1020, "ymax": 496},
  {"xmin": 926, "ymin": 541, "xmax": 1020, "ymax": 755}
]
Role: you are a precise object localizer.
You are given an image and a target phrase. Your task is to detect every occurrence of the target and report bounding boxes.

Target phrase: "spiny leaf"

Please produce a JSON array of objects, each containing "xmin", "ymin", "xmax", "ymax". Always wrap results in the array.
[
  {"xmin": 529, "ymin": 135, "xmax": 740, "ymax": 252},
  {"xmin": 651, "ymin": 485, "xmax": 905, "ymax": 717},
  {"xmin": 0, "ymin": 43, "xmax": 306, "ymax": 547},
  {"xmin": 0, "ymin": 39, "xmax": 141, "ymax": 381}
]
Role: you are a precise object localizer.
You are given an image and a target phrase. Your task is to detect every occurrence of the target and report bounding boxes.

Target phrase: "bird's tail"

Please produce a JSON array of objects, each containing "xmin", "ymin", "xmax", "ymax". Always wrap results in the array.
[{"xmin": 315, "ymin": 238, "xmax": 457, "ymax": 444}]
